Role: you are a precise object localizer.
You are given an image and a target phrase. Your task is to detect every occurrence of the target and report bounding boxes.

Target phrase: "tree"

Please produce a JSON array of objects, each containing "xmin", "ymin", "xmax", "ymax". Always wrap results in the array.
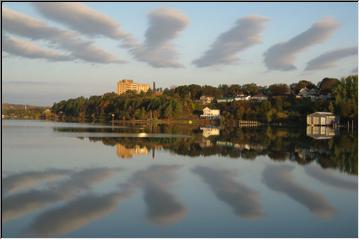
[
  {"xmin": 333, "ymin": 75, "xmax": 357, "ymax": 120},
  {"xmin": 318, "ymin": 77, "xmax": 340, "ymax": 93},
  {"xmin": 268, "ymin": 84, "xmax": 290, "ymax": 96},
  {"xmin": 242, "ymin": 83, "xmax": 258, "ymax": 96}
]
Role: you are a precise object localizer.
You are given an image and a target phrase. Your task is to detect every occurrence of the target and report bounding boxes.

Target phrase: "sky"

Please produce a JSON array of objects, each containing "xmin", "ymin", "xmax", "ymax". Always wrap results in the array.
[{"xmin": 2, "ymin": 2, "xmax": 358, "ymax": 106}]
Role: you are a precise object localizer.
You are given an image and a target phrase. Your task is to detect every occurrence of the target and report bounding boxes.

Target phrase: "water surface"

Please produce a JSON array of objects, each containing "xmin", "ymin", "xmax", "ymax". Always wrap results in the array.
[{"xmin": 2, "ymin": 120, "xmax": 357, "ymax": 237}]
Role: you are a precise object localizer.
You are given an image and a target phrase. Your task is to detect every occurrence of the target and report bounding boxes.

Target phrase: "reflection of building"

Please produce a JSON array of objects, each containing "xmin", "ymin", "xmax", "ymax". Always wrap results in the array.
[
  {"xmin": 199, "ymin": 96, "xmax": 214, "ymax": 105},
  {"xmin": 200, "ymin": 127, "xmax": 220, "ymax": 138},
  {"xmin": 200, "ymin": 139, "xmax": 213, "ymax": 147},
  {"xmin": 306, "ymin": 126, "xmax": 336, "ymax": 140},
  {"xmin": 116, "ymin": 79, "xmax": 150, "ymax": 95},
  {"xmin": 217, "ymin": 98, "xmax": 233, "ymax": 103},
  {"xmin": 116, "ymin": 144, "xmax": 149, "ymax": 158},
  {"xmin": 200, "ymin": 107, "xmax": 220, "ymax": 119},
  {"xmin": 307, "ymin": 112, "xmax": 337, "ymax": 126}
]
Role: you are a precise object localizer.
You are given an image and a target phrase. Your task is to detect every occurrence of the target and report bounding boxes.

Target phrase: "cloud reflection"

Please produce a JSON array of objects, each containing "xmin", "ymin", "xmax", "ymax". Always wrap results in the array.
[
  {"xmin": 192, "ymin": 166, "xmax": 263, "ymax": 219},
  {"xmin": 262, "ymin": 165, "xmax": 335, "ymax": 219},
  {"xmin": 3, "ymin": 169, "xmax": 71, "ymax": 194},
  {"xmin": 123, "ymin": 165, "xmax": 186, "ymax": 225},
  {"xmin": 3, "ymin": 167, "xmax": 121, "ymax": 222},
  {"xmin": 20, "ymin": 164, "xmax": 184, "ymax": 237},
  {"xmin": 304, "ymin": 165, "xmax": 357, "ymax": 191},
  {"xmin": 23, "ymin": 192, "xmax": 128, "ymax": 237}
]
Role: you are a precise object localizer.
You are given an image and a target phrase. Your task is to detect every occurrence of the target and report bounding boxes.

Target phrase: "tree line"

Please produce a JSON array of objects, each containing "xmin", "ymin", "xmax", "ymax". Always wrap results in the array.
[{"xmin": 51, "ymin": 75, "xmax": 357, "ymax": 124}]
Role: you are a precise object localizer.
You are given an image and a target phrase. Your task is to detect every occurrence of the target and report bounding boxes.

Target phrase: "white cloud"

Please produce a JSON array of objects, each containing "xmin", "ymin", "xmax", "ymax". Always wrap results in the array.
[
  {"xmin": 193, "ymin": 16, "xmax": 268, "ymax": 67},
  {"xmin": 3, "ymin": 7, "xmax": 122, "ymax": 64},
  {"xmin": 264, "ymin": 18, "xmax": 339, "ymax": 71},
  {"xmin": 305, "ymin": 47, "xmax": 357, "ymax": 71},
  {"xmin": 131, "ymin": 8, "xmax": 189, "ymax": 68},
  {"xmin": 3, "ymin": 35, "xmax": 73, "ymax": 61},
  {"xmin": 32, "ymin": 2, "xmax": 135, "ymax": 48}
]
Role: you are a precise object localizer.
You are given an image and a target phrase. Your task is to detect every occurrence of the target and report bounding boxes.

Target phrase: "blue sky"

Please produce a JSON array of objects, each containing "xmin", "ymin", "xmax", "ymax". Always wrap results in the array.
[{"xmin": 2, "ymin": 2, "xmax": 358, "ymax": 105}]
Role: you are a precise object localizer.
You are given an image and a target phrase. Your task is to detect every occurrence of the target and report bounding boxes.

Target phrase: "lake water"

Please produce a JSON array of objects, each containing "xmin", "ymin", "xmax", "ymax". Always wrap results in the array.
[{"xmin": 2, "ymin": 120, "xmax": 358, "ymax": 237}]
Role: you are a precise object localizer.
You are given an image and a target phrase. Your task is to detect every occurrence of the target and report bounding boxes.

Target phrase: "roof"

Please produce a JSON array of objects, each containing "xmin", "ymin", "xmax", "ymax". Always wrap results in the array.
[{"xmin": 307, "ymin": 112, "xmax": 335, "ymax": 117}]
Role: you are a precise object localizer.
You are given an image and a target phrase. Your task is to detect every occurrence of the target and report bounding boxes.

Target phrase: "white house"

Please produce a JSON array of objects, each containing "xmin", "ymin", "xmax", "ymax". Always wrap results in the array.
[
  {"xmin": 234, "ymin": 94, "xmax": 251, "ymax": 101},
  {"xmin": 200, "ymin": 107, "xmax": 220, "ymax": 119},
  {"xmin": 251, "ymin": 93, "xmax": 268, "ymax": 101},
  {"xmin": 297, "ymin": 87, "xmax": 317, "ymax": 99}
]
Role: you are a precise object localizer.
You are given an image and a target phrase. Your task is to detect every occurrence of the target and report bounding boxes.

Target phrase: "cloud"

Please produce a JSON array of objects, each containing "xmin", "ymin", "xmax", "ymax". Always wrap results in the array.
[
  {"xmin": 262, "ymin": 165, "xmax": 335, "ymax": 219},
  {"xmin": 264, "ymin": 18, "xmax": 339, "ymax": 71},
  {"xmin": 3, "ymin": 169, "xmax": 71, "ymax": 195},
  {"xmin": 193, "ymin": 16, "xmax": 268, "ymax": 67},
  {"xmin": 193, "ymin": 166, "xmax": 263, "ymax": 219},
  {"xmin": 23, "ymin": 192, "xmax": 127, "ymax": 237},
  {"xmin": 304, "ymin": 165, "xmax": 357, "ymax": 191},
  {"xmin": 3, "ymin": 167, "xmax": 121, "ymax": 222},
  {"xmin": 3, "ymin": 35, "xmax": 73, "ymax": 61},
  {"xmin": 305, "ymin": 47, "xmax": 357, "ymax": 71},
  {"xmin": 3, "ymin": 7, "xmax": 122, "ymax": 63},
  {"xmin": 32, "ymin": 2, "xmax": 135, "ymax": 47},
  {"xmin": 352, "ymin": 67, "xmax": 358, "ymax": 73},
  {"xmin": 131, "ymin": 8, "xmax": 189, "ymax": 68}
]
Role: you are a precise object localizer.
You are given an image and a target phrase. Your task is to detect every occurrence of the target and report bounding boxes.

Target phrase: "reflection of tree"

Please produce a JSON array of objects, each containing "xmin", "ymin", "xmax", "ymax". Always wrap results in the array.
[{"xmin": 74, "ymin": 125, "xmax": 356, "ymax": 175}]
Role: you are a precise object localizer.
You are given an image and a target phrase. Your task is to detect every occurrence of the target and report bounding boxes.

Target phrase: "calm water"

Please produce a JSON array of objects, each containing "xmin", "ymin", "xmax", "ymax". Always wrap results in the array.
[{"xmin": 2, "ymin": 120, "xmax": 358, "ymax": 237}]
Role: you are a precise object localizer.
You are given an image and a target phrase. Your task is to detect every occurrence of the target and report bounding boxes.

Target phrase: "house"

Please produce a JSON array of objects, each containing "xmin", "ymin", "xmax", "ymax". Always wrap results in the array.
[
  {"xmin": 200, "ymin": 127, "xmax": 220, "ymax": 138},
  {"xmin": 251, "ymin": 93, "xmax": 268, "ymax": 101},
  {"xmin": 296, "ymin": 87, "xmax": 317, "ymax": 99},
  {"xmin": 199, "ymin": 96, "xmax": 214, "ymax": 105},
  {"xmin": 234, "ymin": 94, "xmax": 251, "ymax": 101},
  {"xmin": 307, "ymin": 112, "xmax": 338, "ymax": 126},
  {"xmin": 200, "ymin": 107, "xmax": 220, "ymax": 119}
]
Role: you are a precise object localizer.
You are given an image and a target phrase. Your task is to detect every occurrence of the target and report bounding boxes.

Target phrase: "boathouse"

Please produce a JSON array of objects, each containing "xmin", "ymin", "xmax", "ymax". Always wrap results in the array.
[{"xmin": 306, "ymin": 112, "xmax": 338, "ymax": 126}]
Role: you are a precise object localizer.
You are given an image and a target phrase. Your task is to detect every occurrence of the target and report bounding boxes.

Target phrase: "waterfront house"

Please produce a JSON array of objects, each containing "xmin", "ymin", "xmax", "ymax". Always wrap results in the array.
[
  {"xmin": 200, "ymin": 107, "xmax": 220, "ymax": 119},
  {"xmin": 307, "ymin": 112, "xmax": 338, "ymax": 126}
]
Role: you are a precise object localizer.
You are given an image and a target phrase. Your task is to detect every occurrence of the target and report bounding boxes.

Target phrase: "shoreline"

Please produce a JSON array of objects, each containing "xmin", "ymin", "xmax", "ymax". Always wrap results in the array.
[{"xmin": 3, "ymin": 117, "xmax": 355, "ymax": 130}]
